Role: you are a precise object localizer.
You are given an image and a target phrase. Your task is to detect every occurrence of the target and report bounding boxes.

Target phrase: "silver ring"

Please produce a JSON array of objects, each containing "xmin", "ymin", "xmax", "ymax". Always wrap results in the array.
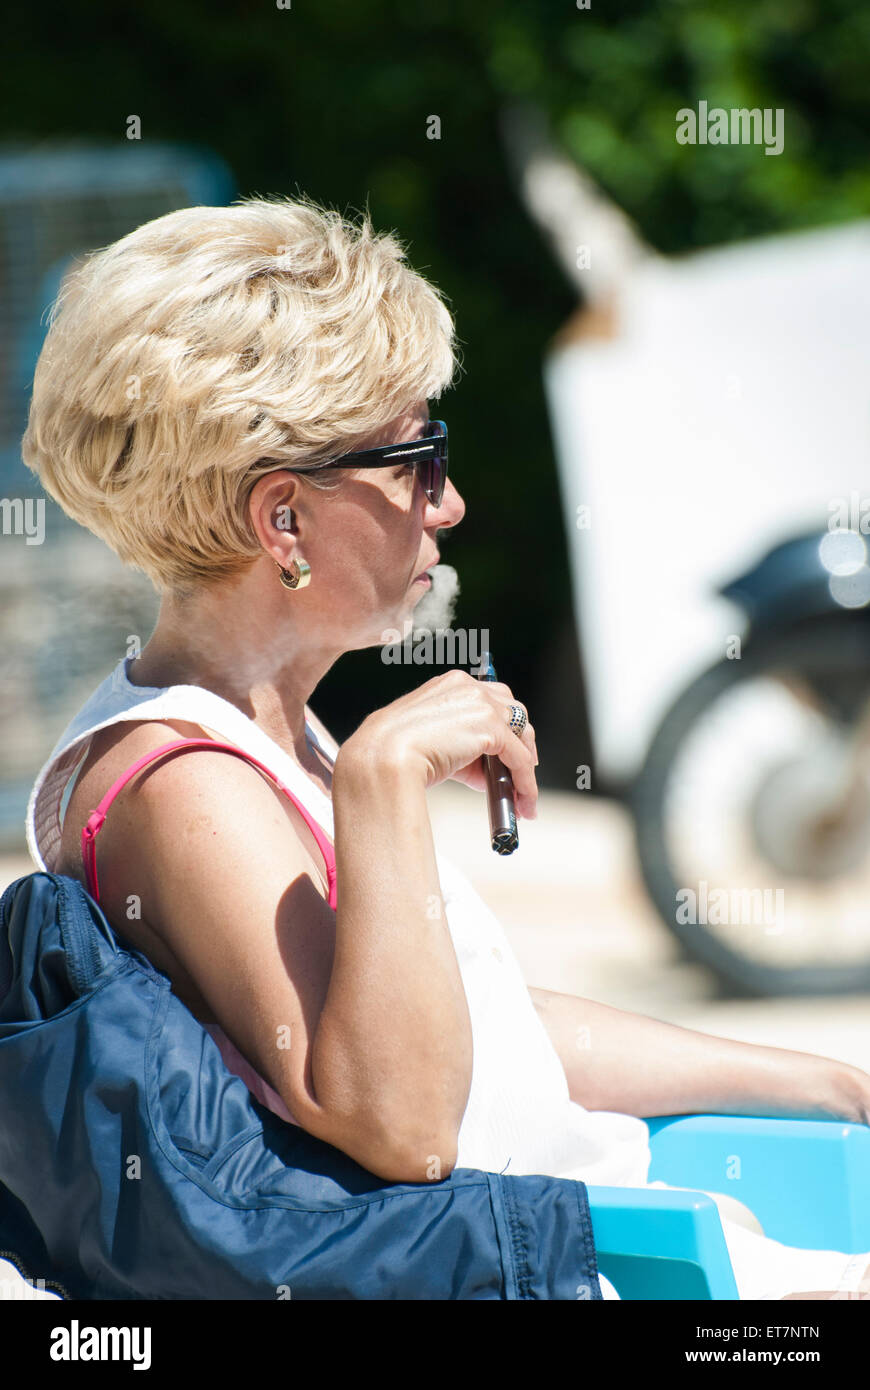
[{"xmin": 507, "ymin": 703, "xmax": 528, "ymax": 737}]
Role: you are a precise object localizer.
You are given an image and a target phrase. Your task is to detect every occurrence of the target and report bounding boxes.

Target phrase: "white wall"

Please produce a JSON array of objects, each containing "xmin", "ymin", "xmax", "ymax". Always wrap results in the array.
[{"xmin": 544, "ymin": 219, "xmax": 870, "ymax": 781}]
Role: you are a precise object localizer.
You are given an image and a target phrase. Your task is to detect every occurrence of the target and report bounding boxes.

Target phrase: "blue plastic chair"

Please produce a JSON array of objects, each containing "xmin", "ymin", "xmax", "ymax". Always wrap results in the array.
[{"xmin": 587, "ymin": 1113, "xmax": 870, "ymax": 1299}]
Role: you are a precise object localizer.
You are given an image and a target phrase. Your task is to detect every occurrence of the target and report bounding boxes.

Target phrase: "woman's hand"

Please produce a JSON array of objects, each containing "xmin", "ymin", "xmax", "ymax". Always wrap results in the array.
[
  {"xmin": 837, "ymin": 1064, "xmax": 870, "ymax": 1127},
  {"xmin": 339, "ymin": 669, "xmax": 539, "ymax": 820}
]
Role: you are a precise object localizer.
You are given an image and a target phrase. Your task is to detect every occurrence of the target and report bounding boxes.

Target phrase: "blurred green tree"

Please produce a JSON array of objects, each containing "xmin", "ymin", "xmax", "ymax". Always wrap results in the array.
[{"xmin": 3, "ymin": 0, "xmax": 867, "ymax": 787}]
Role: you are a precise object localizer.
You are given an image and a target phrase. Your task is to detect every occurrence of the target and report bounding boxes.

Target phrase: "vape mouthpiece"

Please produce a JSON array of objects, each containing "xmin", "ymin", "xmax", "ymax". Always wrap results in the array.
[{"xmin": 477, "ymin": 651, "xmax": 497, "ymax": 682}]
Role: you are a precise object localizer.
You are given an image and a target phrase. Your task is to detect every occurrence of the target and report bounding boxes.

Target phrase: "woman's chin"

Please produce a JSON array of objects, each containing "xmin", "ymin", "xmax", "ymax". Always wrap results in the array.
[
  {"xmin": 358, "ymin": 565, "xmax": 460, "ymax": 648},
  {"xmin": 409, "ymin": 563, "xmax": 459, "ymax": 633},
  {"xmin": 391, "ymin": 588, "xmax": 430, "ymax": 628}
]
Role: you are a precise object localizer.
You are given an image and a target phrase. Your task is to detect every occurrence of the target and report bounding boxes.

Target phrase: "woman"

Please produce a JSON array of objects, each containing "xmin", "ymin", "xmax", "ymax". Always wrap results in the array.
[{"xmin": 21, "ymin": 194, "xmax": 870, "ymax": 1300}]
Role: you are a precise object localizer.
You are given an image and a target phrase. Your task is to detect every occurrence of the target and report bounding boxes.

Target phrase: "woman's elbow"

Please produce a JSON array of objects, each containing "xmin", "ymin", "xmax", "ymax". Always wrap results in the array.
[
  {"xmin": 348, "ymin": 1115, "xmax": 460, "ymax": 1185},
  {"xmin": 393, "ymin": 1132, "xmax": 459, "ymax": 1184},
  {"xmin": 290, "ymin": 1084, "xmax": 461, "ymax": 1184}
]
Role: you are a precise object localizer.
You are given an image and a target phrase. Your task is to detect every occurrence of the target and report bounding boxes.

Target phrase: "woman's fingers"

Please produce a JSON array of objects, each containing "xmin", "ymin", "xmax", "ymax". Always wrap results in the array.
[
  {"xmin": 486, "ymin": 708, "xmax": 539, "ymax": 818},
  {"xmin": 450, "ymin": 676, "xmax": 539, "ymax": 815},
  {"xmin": 501, "ymin": 698, "xmax": 538, "ymax": 767},
  {"xmin": 353, "ymin": 669, "xmax": 539, "ymax": 815}
]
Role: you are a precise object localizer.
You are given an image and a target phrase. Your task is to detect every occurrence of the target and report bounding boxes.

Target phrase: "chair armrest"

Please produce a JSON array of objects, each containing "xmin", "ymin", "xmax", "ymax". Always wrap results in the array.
[
  {"xmin": 647, "ymin": 1114, "xmax": 870, "ymax": 1251},
  {"xmin": 586, "ymin": 1185, "xmax": 738, "ymax": 1300}
]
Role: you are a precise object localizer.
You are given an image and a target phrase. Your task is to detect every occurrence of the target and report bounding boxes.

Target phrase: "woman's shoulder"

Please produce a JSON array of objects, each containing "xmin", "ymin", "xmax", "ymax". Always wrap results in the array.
[
  {"xmin": 54, "ymin": 718, "xmax": 218, "ymax": 874},
  {"xmin": 56, "ymin": 715, "xmax": 333, "ymax": 905}
]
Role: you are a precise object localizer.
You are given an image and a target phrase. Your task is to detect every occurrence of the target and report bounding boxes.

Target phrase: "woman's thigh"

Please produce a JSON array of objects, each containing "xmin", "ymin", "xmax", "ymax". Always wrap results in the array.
[
  {"xmin": 650, "ymin": 1180, "xmax": 870, "ymax": 1300},
  {"xmin": 648, "ymin": 1179, "xmax": 763, "ymax": 1235},
  {"xmin": 719, "ymin": 1212, "xmax": 870, "ymax": 1300}
]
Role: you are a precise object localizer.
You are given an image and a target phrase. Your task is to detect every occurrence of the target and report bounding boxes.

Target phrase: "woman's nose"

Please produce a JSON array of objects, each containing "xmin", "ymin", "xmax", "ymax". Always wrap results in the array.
[{"xmin": 430, "ymin": 477, "xmax": 465, "ymax": 528}]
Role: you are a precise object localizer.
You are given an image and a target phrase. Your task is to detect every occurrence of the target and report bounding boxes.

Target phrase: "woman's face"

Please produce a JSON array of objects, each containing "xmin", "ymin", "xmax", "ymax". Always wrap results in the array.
[{"xmin": 268, "ymin": 399, "xmax": 466, "ymax": 651}]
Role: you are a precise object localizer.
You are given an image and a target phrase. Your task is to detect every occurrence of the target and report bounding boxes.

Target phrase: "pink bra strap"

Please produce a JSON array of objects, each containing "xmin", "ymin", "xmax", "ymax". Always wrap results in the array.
[{"xmin": 81, "ymin": 737, "xmax": 337, "ymax": 911}]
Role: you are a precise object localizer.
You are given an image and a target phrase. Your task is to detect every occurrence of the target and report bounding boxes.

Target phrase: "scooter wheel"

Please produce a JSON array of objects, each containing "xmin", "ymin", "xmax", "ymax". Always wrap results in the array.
[{"xmin": 630, "ymin": 614, "xmax": 870, "ymax": 996}]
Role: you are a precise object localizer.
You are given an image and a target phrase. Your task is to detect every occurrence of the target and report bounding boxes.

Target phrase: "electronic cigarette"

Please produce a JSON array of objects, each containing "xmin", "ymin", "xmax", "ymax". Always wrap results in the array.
[{"xmin": 476, "ymin": 650, "xmax": 519, "ymax": 855}]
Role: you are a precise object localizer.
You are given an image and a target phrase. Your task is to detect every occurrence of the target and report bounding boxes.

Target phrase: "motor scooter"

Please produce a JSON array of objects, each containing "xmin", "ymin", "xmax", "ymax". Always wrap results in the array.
[{"xmin": 631, "ymin": 527, "xmax": 870, "ymax": 995}]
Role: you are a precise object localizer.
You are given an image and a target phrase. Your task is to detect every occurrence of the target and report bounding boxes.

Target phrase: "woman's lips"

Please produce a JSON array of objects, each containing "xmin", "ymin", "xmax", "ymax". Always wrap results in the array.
[{"xmin": 413, "ymin": 555, "xmax": 440, "ymax": 584}]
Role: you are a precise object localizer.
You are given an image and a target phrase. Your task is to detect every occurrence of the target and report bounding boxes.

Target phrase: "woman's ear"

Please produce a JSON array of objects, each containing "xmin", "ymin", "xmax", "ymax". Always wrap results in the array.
[{"xmin": 247, "ymin": 470, "xmax": 303, "ymax": 567}]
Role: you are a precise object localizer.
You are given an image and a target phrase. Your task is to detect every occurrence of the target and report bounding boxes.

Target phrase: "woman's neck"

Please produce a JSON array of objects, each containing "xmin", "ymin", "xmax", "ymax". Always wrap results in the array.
[{"xmin": 129, "ymin": 580, "xmax": 341, "ymax": 772}]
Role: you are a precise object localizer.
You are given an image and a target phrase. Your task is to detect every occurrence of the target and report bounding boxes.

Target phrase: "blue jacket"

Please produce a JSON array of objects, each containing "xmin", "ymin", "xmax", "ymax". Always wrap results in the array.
[{"xmin": 0, "ymin": 872, "xmax": 604, "ymax": 1300}]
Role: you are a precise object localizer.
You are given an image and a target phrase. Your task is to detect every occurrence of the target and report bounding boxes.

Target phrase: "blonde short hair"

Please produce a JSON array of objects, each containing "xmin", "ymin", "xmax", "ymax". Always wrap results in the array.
[{"xmin": 22, "ymin": 194, "xmax": 460, "ymax": 591}]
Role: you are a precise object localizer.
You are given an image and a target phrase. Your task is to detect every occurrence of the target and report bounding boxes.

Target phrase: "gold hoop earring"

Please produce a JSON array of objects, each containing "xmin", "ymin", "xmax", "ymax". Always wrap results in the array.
[{"xmin": 275, "ymin": 558, "xmax": 311, "ymax": 590}]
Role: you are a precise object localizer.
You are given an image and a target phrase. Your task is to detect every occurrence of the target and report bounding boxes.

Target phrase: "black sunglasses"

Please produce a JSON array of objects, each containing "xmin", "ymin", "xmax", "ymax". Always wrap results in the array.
[{"xmin": 323, "ymin": 419, "xmax": 448, "ymax": 507}]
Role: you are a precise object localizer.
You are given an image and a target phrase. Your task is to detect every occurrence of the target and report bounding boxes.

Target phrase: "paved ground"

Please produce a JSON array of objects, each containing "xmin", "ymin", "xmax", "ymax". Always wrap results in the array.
[
  {"xmin": 2, "ymin": 784, "xmax": 868, "ymax": 1298},
  {"xmin": 425, "ymin": 784, "xmax": 870, "ymax": 1074}
]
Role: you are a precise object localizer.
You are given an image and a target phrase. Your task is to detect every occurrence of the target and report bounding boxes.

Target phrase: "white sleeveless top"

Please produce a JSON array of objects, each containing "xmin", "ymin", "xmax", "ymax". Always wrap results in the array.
[{"xmin": 25, "ymin": 656, "xmax": 652, "ymax": 1188}]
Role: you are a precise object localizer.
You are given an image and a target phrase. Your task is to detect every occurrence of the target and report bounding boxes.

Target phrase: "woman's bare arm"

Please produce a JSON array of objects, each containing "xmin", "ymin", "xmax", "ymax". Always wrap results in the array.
[
  {"xmin": 90, "ymin": 736, "xmax": 472, "ymax": 1186},
  {"xmin": 528, "ymin": 986, "xmax": 870, "ymax": 1124}
]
